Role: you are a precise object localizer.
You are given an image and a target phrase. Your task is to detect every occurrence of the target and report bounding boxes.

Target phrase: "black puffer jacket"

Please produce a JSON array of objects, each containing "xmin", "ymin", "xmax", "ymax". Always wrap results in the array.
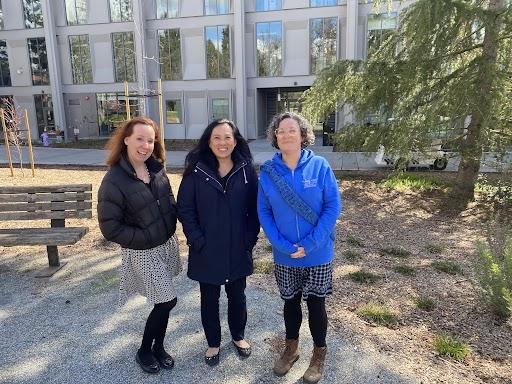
[
  {"xmin": 97, "ymin": 155, "xmax": 177, "ymax": 250},
  {"xmin": 177, "ymin": 154, "xmax": 259, "ymax": 285}
]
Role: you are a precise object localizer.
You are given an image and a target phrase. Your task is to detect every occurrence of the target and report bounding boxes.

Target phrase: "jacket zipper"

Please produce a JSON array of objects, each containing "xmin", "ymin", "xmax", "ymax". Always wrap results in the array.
[
  {"xmin": 291, "ymin": 169, "xmax": 300, "ymax": 240},
  {"xmin": 196, "ymin": 162, "xmax": 246, "ymax": 194}
]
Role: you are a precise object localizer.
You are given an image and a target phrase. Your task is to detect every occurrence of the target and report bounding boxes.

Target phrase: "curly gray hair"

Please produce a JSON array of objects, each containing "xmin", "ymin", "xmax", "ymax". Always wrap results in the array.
[{"xmin": 266, "ymin": 111, "xmax": 316, "ymax": 150}]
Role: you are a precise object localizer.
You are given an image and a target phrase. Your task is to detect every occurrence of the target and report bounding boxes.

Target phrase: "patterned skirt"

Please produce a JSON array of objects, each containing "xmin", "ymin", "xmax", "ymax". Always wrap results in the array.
[
  {"xmin": 119, "ymin": 234, "xmax": 182, "ymax": 306},
  {"xmin": 274, "ymin": 262, "xmax": 333, "ymax": 300}
]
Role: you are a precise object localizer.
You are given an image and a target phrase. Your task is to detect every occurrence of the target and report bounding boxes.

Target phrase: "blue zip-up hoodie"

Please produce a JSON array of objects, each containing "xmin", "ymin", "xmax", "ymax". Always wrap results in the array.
[{"xmin": 258, "ymin": 149, "xmax": 342, "ymax": 267}]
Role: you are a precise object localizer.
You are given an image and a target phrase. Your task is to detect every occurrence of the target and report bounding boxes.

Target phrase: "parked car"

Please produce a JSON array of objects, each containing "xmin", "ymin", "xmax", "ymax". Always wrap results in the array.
[{"xmin": 375, "ymin": 139, "xmax": 449, "ymax": 170}]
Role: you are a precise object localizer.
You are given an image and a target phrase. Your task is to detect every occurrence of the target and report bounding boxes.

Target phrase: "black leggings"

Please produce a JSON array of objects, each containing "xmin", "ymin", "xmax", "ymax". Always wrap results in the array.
[
  {"xmin": 140, "ymin": 297, "xmax": 177, "ymax": 354},
  {"xmin": 283, "ymin": 293, "xmax": 327, "ymax": 347}
]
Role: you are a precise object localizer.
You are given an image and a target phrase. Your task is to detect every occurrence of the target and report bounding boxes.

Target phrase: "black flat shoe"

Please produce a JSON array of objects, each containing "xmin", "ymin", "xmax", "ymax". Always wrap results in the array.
[
  {"xmin": 152, "ymin": 347, "xmax": 175, "ymax": 370},
  {"xmin": 135, "ymin": 351, "xmax": 160, "ymax": 374},
  {"xmin": 232, "ymin": 340, "xmax": 252, "ymax": 358},
  {"xmin": 204, "ymin": 351, "xmax": 220, "ymax": 367}
]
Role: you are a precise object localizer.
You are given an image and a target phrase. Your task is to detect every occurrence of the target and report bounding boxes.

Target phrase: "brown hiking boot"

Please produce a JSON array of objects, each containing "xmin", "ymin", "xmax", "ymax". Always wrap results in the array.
[
  {"xmin": 273, "ymin": 338, "xmax": 299, "ymax": 376},
  {"xmin": 302, "ymin": 346, "xmax": 327, "ymax": 384}
]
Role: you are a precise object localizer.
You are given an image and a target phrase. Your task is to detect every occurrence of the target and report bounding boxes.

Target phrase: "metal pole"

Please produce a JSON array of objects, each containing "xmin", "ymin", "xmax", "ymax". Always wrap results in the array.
[
  {"xmin": 157, "ymin": 78, "xmax": 166, "ymax": 169},
  {"xmin": 24, "ymin": 109, "xmax": 35, "ymax": 177},
  {"xmin": 1, "ymin": 108, "xmax": 14, "ymax": 177},
  {"xmin": 124, "ymin": 81, "xmax": 131, "ymax": 120}
]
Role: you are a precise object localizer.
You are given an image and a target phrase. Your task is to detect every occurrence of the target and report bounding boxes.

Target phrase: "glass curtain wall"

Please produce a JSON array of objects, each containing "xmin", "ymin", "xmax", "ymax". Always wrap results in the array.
[
  {"xmin": 256, "ymin": 21, "xmax": 282, "ymax": 77},
  {"xmin": 205, "ymin": 25, "xmax": 230, "ymax": 78}
]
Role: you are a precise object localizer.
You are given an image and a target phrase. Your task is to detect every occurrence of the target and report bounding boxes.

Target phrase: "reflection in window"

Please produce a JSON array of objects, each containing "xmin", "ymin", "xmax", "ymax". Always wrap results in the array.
[
  {"xmin": 65, "ymin": 0, "xmax": 87, "ymax": 25},
  {"xmin": 204, "ymin": 0, "xmax": 229, "ymax": 15},
  {"xmin": 112, "ymin": 32, "xmax": 136, "ymax": 82},
  {"xmin": 28, "ymin": 37, "xmax": 49, "ymax": 85},
  {"xmin": 156, "ymin": 0, "xmax": 178, "ymax": 18},
  {"xmin": 166, "ymin": 99, "xmax": 182, "ymax": 123},
  {"xmin": 367, "ymin": 12, "xmax": 397, "ymax": 58},
  {"xmin": 34, "ymin": 93, "xmax": 54, "ymax": 136},
  {"xmin": 311, "ymin": 0, "xmax": 338, "ymax": 6},
  {"xmin": 158, "ymin": 29, "xmax": 181, "ymax": 80},
  {"xmin": 24, "ymin": 0, "xmax": 43, "ymax": 29},
  {"xmin": 0, "ymin": 1, "xmax": 4, "ymax": 29},
  {"xmin": 96, "ymin": 93, "xmax": 140, "ymax": 136},
  {"xmin": 69, "ymin": 35, "xmax": 92, "ymax": 84},
  {"xmin": 205, "ymin": 25, "xmax": 230, "ymax": 79},
  {"xmin": 310, "ymin": 17, "xmax": 337, "ymax": 75},
  {"xmin": 0, "ymin": 40, "xmax": 11, "ymax": 86},
  {"xmin": 256, "ymin": 0, "xmax": 281, "ymax": 11},
  {"xmin": 109, "ymin": 0, "xmax": 132, "ymax": 22},
  {"xmin": 256, "ymin": 21, "xmax": 282, "ymax": 77},
  {"xmin": 212, "ymin": 98, "xmax": 229, "ymax": 120}
]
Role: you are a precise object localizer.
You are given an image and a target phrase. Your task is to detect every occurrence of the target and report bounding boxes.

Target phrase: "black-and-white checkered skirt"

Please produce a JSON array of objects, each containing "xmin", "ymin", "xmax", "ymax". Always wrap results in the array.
[{"xmin": 274, "ymin": 262, "xmax": 333, "ymax": 300}]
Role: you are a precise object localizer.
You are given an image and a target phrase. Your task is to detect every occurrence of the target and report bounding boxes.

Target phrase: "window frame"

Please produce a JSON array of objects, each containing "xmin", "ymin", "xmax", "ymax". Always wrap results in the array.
[
  {"xmin": 255, "ymin": 0, "xmax": 282, "ymax": 11},
  {"xmin": 158, "ymin": 28, "xmax": 182, "ymax": 80},
  {"xmin": 69, "ymin": 34, "xmax": 92, "ymax": 84},
  {"xmin": 309, "ymin": 16, "xmax": 338, "ymax": 75},
  {"xmin": 27, "ymin": 37, "xmax": 49, "ymax": 85},
  {"xmin": 366, "ymin": 12, "xmax": 397, "ymax": 59},
  {"xmin": 205, "ymin": 24, "xmax": 231, "ymax": 79},
  {"xmin": 310, "ymin": 0, "xmax": 340, "ymax": 7},
  {"xmin": 0, "ymin": 40, "xmax": 11, "ymax": 86},
  {"xmin": 156, "ymin": 0, "xmax": 179, "ymax": 19},
  {"xmin": 255, "ymin": 20, "xmax": 283, "ymax": 77},
  {"xmin": 111, "ymin": 31, "xmax": 136, "ymax": 82},
  {"xmin": 165, "ymin": 98, "xmax": 182, "ymax": 124},
  {"xmin": 109, "ymin": 0, "xmax": 133, "ymax": 22},
  {"xmin": 65, "ymin": 0, "xmax": 88, "ymax": 25},
  {"xmin": 204, "ymin": 0, "xmax": 230, "ymax": 16},
  {"xmin": 23, "ymin": 0, "xmax": 44, "ymax": 29}
]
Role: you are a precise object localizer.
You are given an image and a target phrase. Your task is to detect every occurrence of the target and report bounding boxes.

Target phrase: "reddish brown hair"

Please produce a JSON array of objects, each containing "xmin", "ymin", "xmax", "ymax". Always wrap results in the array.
[{"xmin": 105, "ymin": 117, "xmax": 165, "ymax": 167}]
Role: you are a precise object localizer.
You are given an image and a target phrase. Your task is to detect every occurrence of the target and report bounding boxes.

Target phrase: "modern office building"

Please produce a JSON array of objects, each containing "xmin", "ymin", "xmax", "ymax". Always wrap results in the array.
[{"xmin": 0, "ymin": 0, "xmax": 412, "ymax": 141}]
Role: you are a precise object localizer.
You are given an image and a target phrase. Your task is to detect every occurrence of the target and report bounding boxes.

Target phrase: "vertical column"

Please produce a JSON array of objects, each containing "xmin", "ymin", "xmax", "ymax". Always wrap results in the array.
[
  {"xmin": 233, "ymin": 0, "xmax": 248, "ymax": 137},
  {"xmin": 41, "ymin": 0, "xmax": 67, "ymax": 140},
  {"xmin": 132, "ymin": 0, "xmax": 147, "ymax": 115}
]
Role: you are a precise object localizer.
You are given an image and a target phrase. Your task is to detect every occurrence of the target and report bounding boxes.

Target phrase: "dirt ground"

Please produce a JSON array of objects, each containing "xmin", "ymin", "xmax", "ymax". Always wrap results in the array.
[{"xmin": 1, "ymin": 168, "xmax": 511, "ymax": 384}]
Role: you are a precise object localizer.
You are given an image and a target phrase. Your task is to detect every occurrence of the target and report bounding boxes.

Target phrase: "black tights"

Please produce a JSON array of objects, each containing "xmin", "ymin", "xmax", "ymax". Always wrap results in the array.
[
  {"xmin": 139, "ymin": 297, "xmax": 177, "ymax": 356},
  {"xmin": 283, "ymin": 293, "xmax": 327, "ymax": 347}
]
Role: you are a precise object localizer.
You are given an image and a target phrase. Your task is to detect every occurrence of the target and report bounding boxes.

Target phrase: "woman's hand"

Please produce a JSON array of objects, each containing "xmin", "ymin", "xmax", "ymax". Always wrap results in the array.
[{"xmin": 290, "ymin": 246, "xmax": 306, "ymax": 258}]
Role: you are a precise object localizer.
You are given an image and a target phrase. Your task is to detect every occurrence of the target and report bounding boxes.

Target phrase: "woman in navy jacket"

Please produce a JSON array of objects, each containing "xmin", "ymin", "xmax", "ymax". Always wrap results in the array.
[{"xmin": 177, "ymin": 119, "xmax": 259, "ymax": 366}]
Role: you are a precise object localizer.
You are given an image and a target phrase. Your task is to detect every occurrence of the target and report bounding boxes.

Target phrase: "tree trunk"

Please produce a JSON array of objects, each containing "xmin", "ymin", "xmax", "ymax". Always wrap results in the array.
[{"xmin": 453, "ymin": 0, "xmax": 504, "ymax": 201}]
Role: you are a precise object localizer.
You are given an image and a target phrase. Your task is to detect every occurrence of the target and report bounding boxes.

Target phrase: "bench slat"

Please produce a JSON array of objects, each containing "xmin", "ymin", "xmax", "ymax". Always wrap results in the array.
[
  {"xmin": 0, "ymin": 201, "xmax": 92, "ymax": 212},
  {"xmin": 0, "ymin": 227, "xmax": 89, "ymax": 246},
  {"xmin": 0, "ymin": 184, "xmax": 92, "ymax": 194},
  {"xmin": 0, "ymin": 192, "xmax": 92, "ymax": 203},
  {"xmin": 0, "ymin": 210, "xmax": 92, "ymax": 220}
]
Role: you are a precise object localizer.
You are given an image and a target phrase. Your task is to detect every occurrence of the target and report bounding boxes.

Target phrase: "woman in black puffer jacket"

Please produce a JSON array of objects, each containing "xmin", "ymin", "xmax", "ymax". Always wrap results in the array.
[
  {"xmin": 177, "ymin": 119, "xmax": 259, "ymax": 366},
  {"xmin": 98, "ymin": 117, "xmax": 180, "ymax": 375}
]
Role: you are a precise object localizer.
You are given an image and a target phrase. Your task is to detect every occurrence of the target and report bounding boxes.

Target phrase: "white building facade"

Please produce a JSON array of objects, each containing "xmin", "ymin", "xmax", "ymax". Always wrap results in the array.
[{"xmin": 0, "ymin": 0, "xmax": 413, "ymax": 141}]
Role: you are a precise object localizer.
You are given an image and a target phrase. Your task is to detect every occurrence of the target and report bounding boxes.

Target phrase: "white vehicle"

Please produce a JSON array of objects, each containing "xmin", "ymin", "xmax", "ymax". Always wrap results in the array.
[{"xmin": 375, "ymin": 140, "xmax": 449, "ymax": 170}]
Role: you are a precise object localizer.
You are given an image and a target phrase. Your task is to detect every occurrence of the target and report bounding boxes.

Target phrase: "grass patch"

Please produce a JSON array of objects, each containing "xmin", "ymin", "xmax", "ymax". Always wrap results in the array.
[
  {"xmin": 253, "ymin": 259, "xmax": 274, "ymax": 274},
  {"xmin": 90, "ymin": 271, "xmax": 119, "ymax": 294},
  {"xmin": 414, "ymin": 296, "xmax": 436, "ymax": 311},
  {"xmin": 432, "ymin": 260, "xmax": 462, "ymax": 275},
  {"xmin": 356, "ymin": 303, "xmax": 398, "ymax": 327},
  {"xmin": 381, "ymin": 173, "xmax": 447, "ymax": 192},
  {"xmin": 425, "ymin": 243, "xmax": 444, "ymax": 254},
  {"xmin": 392, "ymin": 265, "xmax": 416, "ymax": 276},
  {"xmin": 434, "ymin": 335, "xmax": 470, "ymax": 362},
  {"xmin": 343, "ymin": 249, "xmax": 362, "ymax": 261},
  {"xmin": 347, "ymin": 234, "xmax": 364, "ymax": 247},
  {"xmin": 380, "ymin": 246, "xmax": 411, "ymax": 258},
  {"xmin": 348, "ymin": 270, "xmax": 380, "ymax": 284}
]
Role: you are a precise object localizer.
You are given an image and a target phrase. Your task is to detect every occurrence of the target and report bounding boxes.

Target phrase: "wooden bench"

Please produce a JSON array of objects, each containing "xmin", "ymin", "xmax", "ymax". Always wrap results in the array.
[{"xmin": 0, "ymin": 184, "xmax": 92, "ymax": 277}]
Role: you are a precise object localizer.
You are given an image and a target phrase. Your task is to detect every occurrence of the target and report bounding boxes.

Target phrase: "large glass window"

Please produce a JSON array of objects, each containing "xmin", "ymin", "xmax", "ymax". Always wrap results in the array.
[
  {"xmin": 112, "ymin": 32, "xmax": 136, "ymax": 82},
  {"xmin": 205, "ymin": 25, "xmax": 230, "ymax": 79},
  {"xmin": 310, "ymin": 17, "xmax": 337, "ymax": 74},
  {"xmin": 96, "ymin": 93, "xmax": 140, "ymax": 135},
  {"xmin": 27, "ymin": 37, "xmax": 49, "ymax": 85},
  {"xmin": 65, "ymin": 0, "xmax": 87, "ymax": 25},
  {"xmin": 24, "ymin": 0, "xmax": 43, "ymax": 28},
  {"xmin": 158, "ymin": 29, "xmax": 182, "ymax": 80},
  {"xmin": 0, "ymin": 40, "xmax": 11, "ymax": 86},
  {"xmin": 211, "ymin": 98, "xmax": 229, "ymax": 120},
  {"xmin": 166, "ymin": 99, "xmax": 182, "ymax": 123},
  {"xmin": 256, "ymin": 21, "xmax": 282, "ymax": 77},
  {"xmin": 34, "ymin": 93, "xmax": 54, "ymax": 136},
  {"xmin": 256, "ymin": 0, "xmax": 281, "ymax": 11},
  {"xmin": 69, "ymin": 35, "xmax": 92, "ymax": 84},
  {"xmin": 0, "ymin": 1, "xmax": 4, "ymax": 29},
  {"xmin": 311, "ymin": 0, "xmax": 339, "ymax": 6},
  {"xmin": 204, "ymin": 0, "xmax": 229, "ymax": 15},
  {"xmin": 367, "ymin": 12, "xmax": 397, "ymax": 57},
  {"xmin": 109, "ymin": 0, "xmax": 132, "ymax": 22},
  {"xmin": 156, "ymin": 0, "xmax": 179, "ymax": 18}
]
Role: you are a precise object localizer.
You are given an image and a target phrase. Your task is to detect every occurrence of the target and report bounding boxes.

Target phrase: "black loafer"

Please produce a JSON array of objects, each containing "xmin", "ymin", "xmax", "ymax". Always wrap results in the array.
[
  {"xmin": 135, "ymin": 351, "xmax": 160, "ymax": 374},
  {"xmin": 204, "ymin": 351, "xmax": 220, "ymax": 367},
  {"xmin": 152, "ymin": 347, "xmax": 175, "ymax": 370},
  {"xmin": 232, "ymin": 341, "xmax": 252, "ymax": 358}
]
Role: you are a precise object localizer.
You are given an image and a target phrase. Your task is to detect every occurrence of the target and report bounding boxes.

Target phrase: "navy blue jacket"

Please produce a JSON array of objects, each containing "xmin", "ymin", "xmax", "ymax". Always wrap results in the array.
[{"xmin": 177, "ymin": 155, "xmax": 259, "ymax": 285}]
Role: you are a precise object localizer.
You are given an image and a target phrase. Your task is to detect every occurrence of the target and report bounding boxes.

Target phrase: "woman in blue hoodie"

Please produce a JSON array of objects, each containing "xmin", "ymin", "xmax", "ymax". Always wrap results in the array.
[{"xmin": 258, "ymin": 112, "xmax": 341, "ymax": 384}]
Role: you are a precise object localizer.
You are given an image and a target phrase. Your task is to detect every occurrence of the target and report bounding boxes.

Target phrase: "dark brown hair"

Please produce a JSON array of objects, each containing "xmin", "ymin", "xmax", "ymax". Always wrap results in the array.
[
  {"xmin": 105, "ymin": 117, "xmax": 165, "ymax": 167},
  {"xmin": 266, "ymin": 111, "xmax": 315, "ymax": 150}
]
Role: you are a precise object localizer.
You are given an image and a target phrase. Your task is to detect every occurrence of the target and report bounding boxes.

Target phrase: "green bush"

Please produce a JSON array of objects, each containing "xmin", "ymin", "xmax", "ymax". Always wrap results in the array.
[
  {"xmin": 476, "ymin": 235, "xmax": 512, "ymax": 319},
  {"xmin": 434, "ymin": 334, "xmax": 470, "ymax": 362}
]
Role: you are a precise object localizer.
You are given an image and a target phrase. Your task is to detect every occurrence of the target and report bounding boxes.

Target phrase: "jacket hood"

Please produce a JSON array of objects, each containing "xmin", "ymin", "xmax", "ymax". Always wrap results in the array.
[{"xmin": 271, "ymin": 149, "xmax": 315, "ymax": 172}]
